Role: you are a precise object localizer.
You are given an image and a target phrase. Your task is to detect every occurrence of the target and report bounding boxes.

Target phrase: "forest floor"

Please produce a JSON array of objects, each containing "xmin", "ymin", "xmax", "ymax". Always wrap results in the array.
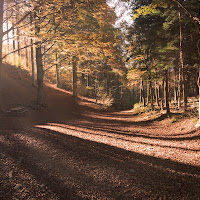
[{"xmin": 0, "ymin": 64, "xmax": 200, "ymax": 200}]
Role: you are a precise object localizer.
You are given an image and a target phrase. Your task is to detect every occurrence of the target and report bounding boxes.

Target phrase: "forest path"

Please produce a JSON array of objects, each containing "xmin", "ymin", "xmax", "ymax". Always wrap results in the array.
[{"xmin": 0, "ymin": 64, "xmax": 200, "ymax": 199}]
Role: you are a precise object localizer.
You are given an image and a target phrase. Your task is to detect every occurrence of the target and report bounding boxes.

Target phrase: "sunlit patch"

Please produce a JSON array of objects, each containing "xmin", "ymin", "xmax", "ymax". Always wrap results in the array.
[{"xmin": 36, "ymin": 123, "xmax": 200, "ymax": 167}]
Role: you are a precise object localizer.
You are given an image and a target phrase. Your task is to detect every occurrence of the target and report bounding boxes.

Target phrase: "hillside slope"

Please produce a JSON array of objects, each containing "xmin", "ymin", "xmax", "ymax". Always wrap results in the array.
[{"xmin": 0, "ymin": 64, "xmax": 93, "ymax": 129}]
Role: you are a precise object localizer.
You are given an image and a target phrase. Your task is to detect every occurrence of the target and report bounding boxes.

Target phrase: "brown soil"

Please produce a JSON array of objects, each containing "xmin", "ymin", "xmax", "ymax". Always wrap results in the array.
[{"xmin": 0, "ymin": 64, "xmax": 200, "ymax": 200}]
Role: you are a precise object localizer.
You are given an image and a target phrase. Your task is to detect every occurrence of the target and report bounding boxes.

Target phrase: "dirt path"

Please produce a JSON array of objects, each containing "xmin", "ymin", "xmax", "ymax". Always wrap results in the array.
[{"xmin": 0, "ymin": 64, "xmax": 200, "ymax": 199}]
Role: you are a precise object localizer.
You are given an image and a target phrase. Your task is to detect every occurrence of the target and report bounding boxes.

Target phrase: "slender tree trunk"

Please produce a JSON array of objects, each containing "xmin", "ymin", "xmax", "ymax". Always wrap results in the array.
[
  {"xmin": 140, "ymin": 77, "xmax": 145, "ymax": 106},
  {"xmin": 87, "ymin": 73, "xmax": 89, "ymax": 87},
  {"xmin": 158, "ymin": 83, "xmax": 160, "ymax": 103},
  {"xmin": 72, "ymin": 55, "xmax": 78, "ymax": 98},
  {"xmin": 194, "ymin": 70, "xmax": 198, "ymax": 98},
  {"xmin": 0, "ymin": 0, "xmax": 4, "ymax": 80},
  {"xmin": 17, "ymin": 35, "xmax": 21, "ymax": 78},
  {"xmin": 120, "ymin": 78, "xmax": 123, "ymax": 104},
  {"xmin": 95, "ymin": 76, "xmax": 98, "ymax": 103},
  {"xmin": 179, "ymin": 4, "xmax": 187, "ymax": 111},
  {"xmin": 161, "ymin": 80, "xmax": 164, "ymax": 110},
  {"xmin": 178, "ymin": 65, "xmax": 182, "ymax": 108},
  {"xmin": 12, "ymin": 9, "xmax": 16, "ymax": 68},
  {"xmin": 30, "ymin": 12, "xmax": 35, "ymax": 86},
  {"xmin": 55, "ymin": 50, "xmax": 60, "ymax": 88},
  {"xmin": 147, "ymin": 80, "xmax": 149, "ymax": 105},
  {"xmin": 25, "ymin": 37, "xmax": 29, "ymax": 69},
  {"xmin": 174, "ymin": 85, "xmax": 177, "ymax": 103},
  {"xmin": 36, "ymin": 45, "xmax": 43, "ymax": 105},
  {"xmin": 43, "ymin": 45, "xmax": 46, "ymax": 68},
  {"xmin": 155, "ymin": 80, "xmax": 159, "ymax": 107},
  {"xmin": 198, "ymin": 67, "xmax": 200, "ymax": 123},
  {"xmin": 140, "ymin": 77, "xmax": 142, "ymax": 104},
  {"xmin": 149, "ymin": 80, "xmax": 153, "ymax": 108},
  {"xmin": 6, "ymin": 10, "xmax": 9, "ymax": 62},
  {"xmin": 31, "ymin": 39, "xmax": 35, "ymax": 86},
  {"xmin": 174, "ymin": 67, "xmax": 178, "ymax": 104},
  {"xmin": 35, "ymin": 10, "xmax": 44, "ymax": 105},
  {"xmin": 16, "ymin": 14, "xmax": 21, "ymax": 79},
  {"xmin": 165, "ymin": 69, "xmax": 170, "ymax": 114}
]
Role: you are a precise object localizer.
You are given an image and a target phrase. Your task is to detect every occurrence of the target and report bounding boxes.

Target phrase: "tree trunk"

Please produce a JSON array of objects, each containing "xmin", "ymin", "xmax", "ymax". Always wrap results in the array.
[
  {"xmin": 140, "ymin": 77, "xmax": 145, "ymax": 106},
  {"xmin": 72, "ymin": 55, "xmax": 78, "ymax": 98},
  {"xmin": 149, "ymin": 80, "xmax": 153, "ymax": 108},
  {"xmin": 87, "ymin": 73, "xmax": 89, "ymax": 87},
  {"xmin": 0, "ymin": 0, "xmax": 4, "ymax": 80},
  {"xmin": 173, "ymin": 67, "xmax": 178, "ymax": 104},
  {"xmin": 6, "ymin": 10, "xmax": 9, "ymax": 62},
  {"xmin": 43, "ymin": 45, "xmax": 46, "ymax": 68},
  {"xmin": 16, "ymin": 14, "xmax": 21, "ymax": 79},
  {"xmin": 155, "ymin": 80, "xmax": 159, "ymax": 107},
  {"xmin": 161, "ymin": 80, "xmax": 164, "ymax": 110},
  {"xmin": 31, "ymin": 38, "xmax": 35, "ymax": 86},
  {"xmin": 194, "ymin": 70, "xmax": 198, "ymax": 98},
  {"xmin": 179, "ymin": 4, "xmax": 187, "ymax": 111},
  {"xmin": 25, "ymin": 37, "xmax": 29, "ymax": 69},
  {"xmin": 147, "ymin": 80, "xmax": 149, "ymax": 105},
  {"xmin": 30, "ymin": 12, "xmax": 35, "ymax": 86},
  {"xmin": 35, "ymin": 10, "xmax": 44, "ymax": 105},
  {"xmin": 12, "ymin": 9, "xmax": 16, "ymax": 68},
  {"xmin": 95, "ymin": 76, "xmax": 98, "ymax": 103},
  {"xmin": 165, "ymin": 69, "xmax": 170, "ymax": 114},
  {"xmin": 158, "ymin": 83, "xmax": 160, "ymax": 103},
  {"xmin": 36, "ymin": 45, "xmax": 44, "ymax": 105},
  {"xmin": 178, "ymin": 65, "xmax": 181, "ymax": 108},
  {"xmin": 55, "ymin": 51, "xmax": 60, "ymax": 88}
]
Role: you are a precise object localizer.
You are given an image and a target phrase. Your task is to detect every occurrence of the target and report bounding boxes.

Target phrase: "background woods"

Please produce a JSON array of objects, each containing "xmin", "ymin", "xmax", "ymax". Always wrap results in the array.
[{"xmin": 125, "ymin": 0, "xmax": 200, "ymax": 113}]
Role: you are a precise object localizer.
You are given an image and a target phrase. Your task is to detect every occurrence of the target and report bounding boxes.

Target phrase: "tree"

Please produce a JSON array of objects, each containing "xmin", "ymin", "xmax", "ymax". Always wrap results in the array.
[
  {"xmin": 125, "ymin": 0, "xmax": 199, "ymax": 113},
  {"xmin": 0, "ymin": 0, "xmax": 4, "ymax": 80}
]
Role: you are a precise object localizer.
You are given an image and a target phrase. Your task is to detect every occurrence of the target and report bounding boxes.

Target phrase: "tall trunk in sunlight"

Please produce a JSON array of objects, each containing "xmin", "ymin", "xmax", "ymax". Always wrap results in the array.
[
  {"xmin": 16, "ymin": 12, "xmax": 21, "ymax": 79},
  {"xmin": 36, "ymin": 45, "xmax": 43, "ymax": 105},
  {"xmin": 165, "ymin": 69, "xmax": 170, "ymax": 114},
  {"xmin": 35, "ymin": 11, "xmax": 44, "ymax": 105},
  {"xmin": 0, "ymin": 0, "xmax": 4, "ymax": 81},
  {"xmin": 179, "ymin": 5, "xmax": 187, "ymax": 111},
  {"xmin": 25, "ymin": 37, "xmax": 29, "ymax": 69},
  {"xmin": 155, "ymin": 80, "xmax": 159, "ymax": 107},
  {"xmin": 146, "ymin": 80, "xmax": 149, "ymax": 105},
  {"xmin": 178, "ymin": 65, "xmax": 181, "ymax": 108},
  {"xmin": 31, "ymin": 41, "xmax": 35, "ymax": 86},
  {"xmin": 12, "ymin": 9, "xmax": 16, "ymax": 68},
  {"xmin": 6, "ymin": 10, "xmax": 9, "ymax": 61},
  {"xmin": 140, "ymin": 77, "xmax": 145, "ymax": 106},
  {"xmin": 30, "ymin": 12, "xmax": 35, "ymax": 86},
  {"xmin": 72, "ymin": 55, "xmax": 78, "ymax": 98},
  {"xmin": 160, "ymin": 79, "xmax": 164, "ymax": 110},
  {"xmin": 149, "ymin": 80, "xmax": 153, "ymax": 108},
  {"xmin": 55, "ymin": 50, "xmax": 60, "ymax": 88},
  {"xmin": 174, "ymin": 67, "xmax": 178, "ymax": 104}
]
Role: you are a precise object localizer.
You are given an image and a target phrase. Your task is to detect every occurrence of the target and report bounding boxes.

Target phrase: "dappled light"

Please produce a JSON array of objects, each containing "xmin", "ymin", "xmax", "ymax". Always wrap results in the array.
[
  {"xmin": 37, "ymin": 121, "xmax": 200, "ymax": 166},
  {"xmin": 0, "ymin": 0, "xmax": 200, "ymax": 199}
]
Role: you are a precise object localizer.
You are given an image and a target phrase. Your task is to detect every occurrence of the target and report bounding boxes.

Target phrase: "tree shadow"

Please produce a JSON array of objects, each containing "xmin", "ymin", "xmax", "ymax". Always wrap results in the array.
[
  {"xmin": 67, "ymin": 114, "xmax": 200, "ymax": 142},
  {"xmin": 1, "ymin": 125, "xmax": 200, "ymax": 199}
]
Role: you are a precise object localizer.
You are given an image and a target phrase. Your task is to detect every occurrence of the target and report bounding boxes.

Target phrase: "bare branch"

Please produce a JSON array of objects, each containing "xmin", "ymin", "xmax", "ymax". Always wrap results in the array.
[
  {"xmin": 42, "ymin": 43, "xmax": 56, "ymax": 55},
  {"xmin": 173, "ymin": 0, "xmax": 200, "ymax": 34},
  {"xmin": 3, "ymin": 0, "xmax": 27, "ymax": 12},
  {"xmin": 2, "ymin": 39, "xmax": 49, "ymax": 59},
  {"xmin": 3, "ymin": 10, "xmax": 31, "ymax": 36},
  {"xmin": 44, "ymin": 56, "xmax": 68, "ymax": 72}
]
